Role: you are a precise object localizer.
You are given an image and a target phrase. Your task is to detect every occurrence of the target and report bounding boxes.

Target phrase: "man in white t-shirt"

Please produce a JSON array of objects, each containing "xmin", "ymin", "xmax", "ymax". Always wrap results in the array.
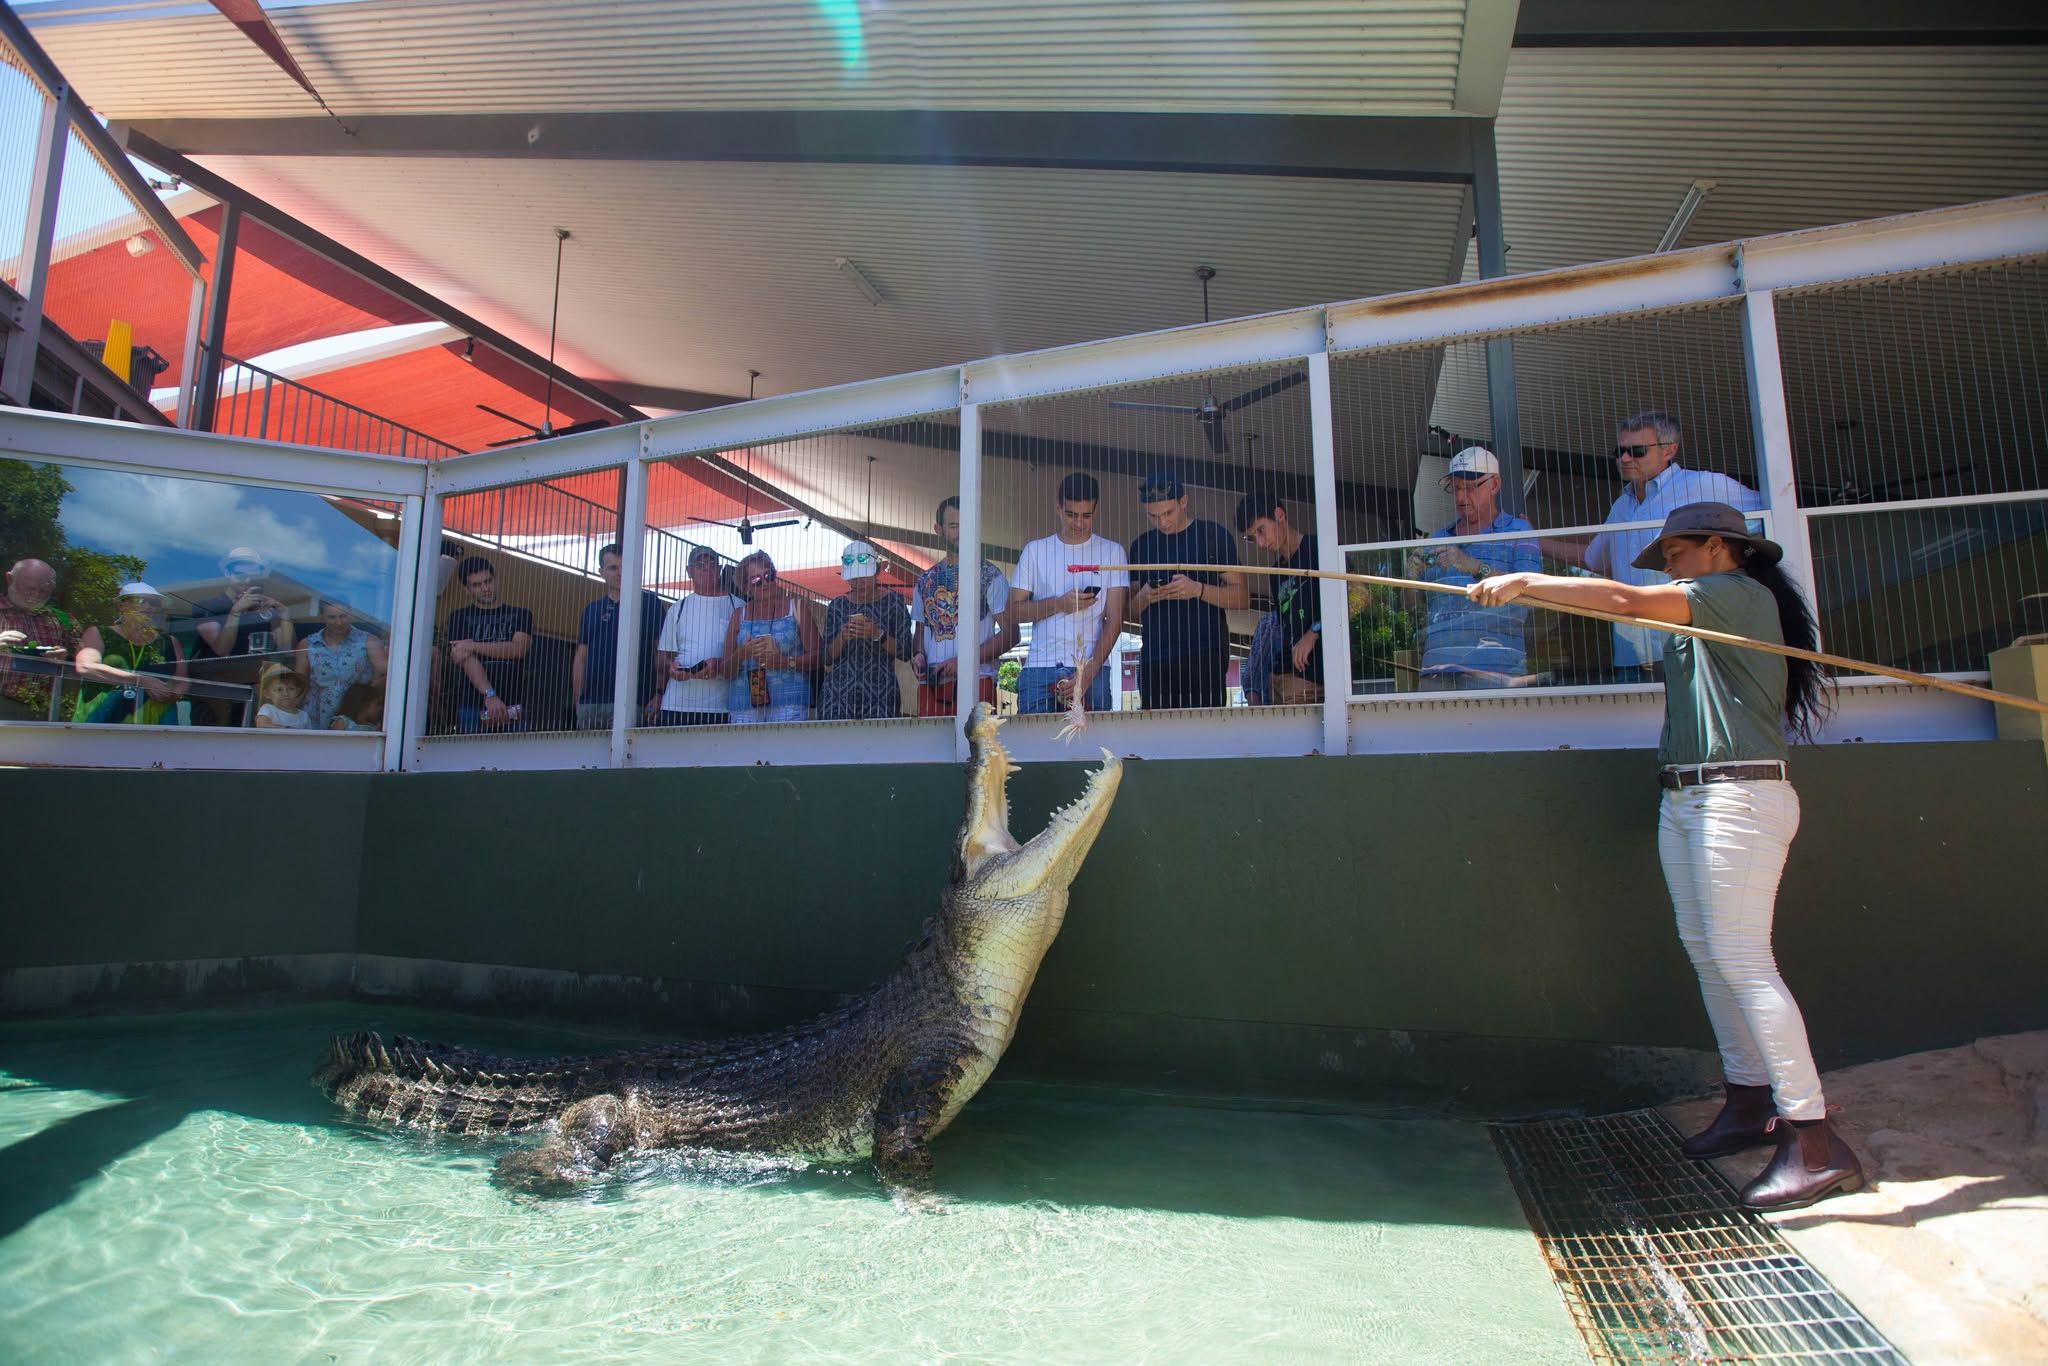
[
  {"xmin": 1008, "ymin": 472, "xmax": 1130, "ymax": 714},
  {"xmin": 654, "ymin": 546, "xmax": 738, "ymax": 725}
]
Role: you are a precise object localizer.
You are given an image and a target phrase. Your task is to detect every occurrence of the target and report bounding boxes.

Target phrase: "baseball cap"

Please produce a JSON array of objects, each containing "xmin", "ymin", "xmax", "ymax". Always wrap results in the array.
[
  {"xmin": 1631, "ymin": 502, "xmax": 1785, "ymax": 571},
  {"xmin": 839, "ymin": 540, "xmax": 879, "ymax": 581},
  {"xmin": 688, "ymin": 545, "xmax": 720, "ymax": 568},
  {"xmin": 1445, "ymin": 447, "xmax": 1499, "ymax": 479},
  {"xmin": 1137, "ymin": 469, "xmax": 1184, "ymax": 502}
]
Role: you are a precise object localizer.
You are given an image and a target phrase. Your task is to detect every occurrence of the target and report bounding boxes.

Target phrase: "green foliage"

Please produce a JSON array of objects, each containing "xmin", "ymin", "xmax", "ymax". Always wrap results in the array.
[
  {"xmin": 995, "ymin": 658, "xmax": 1022, "ymax": 693},
  {"xmin": 0, "ymin": 458, "xmax": 148, "ymax": 630},
  {"xmin": 1349, "ymin": 583, "xmax": 1419, "ymax": 681}
]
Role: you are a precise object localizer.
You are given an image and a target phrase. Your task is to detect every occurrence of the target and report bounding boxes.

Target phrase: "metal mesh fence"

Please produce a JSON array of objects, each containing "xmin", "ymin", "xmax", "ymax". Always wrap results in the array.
[
  {"xmin": 432, "ymin": 471, "xmax": 643, "ymax": 736},
  {"xmin": 0, "ymin": 56, "xmax": 48, "ymax": 291},
  {"xmin": 1776, "ymin": 260, "xmax": 2048, "ymax": 506},
  {"xmin": 1332, "ymin": 304, "xmax": 1761, "ymax": 692},
  {"xmin": 981, "ymin": 361, "xmax": 1316, "ymax": 713},
  {"xmin": 639, "ymin": 418, "xmax": 954, "ymax": 726}
]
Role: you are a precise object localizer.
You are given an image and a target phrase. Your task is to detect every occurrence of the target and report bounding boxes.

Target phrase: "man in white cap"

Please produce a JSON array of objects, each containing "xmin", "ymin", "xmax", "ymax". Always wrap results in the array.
[
  {"xmin": 1408, "ymin": 447, "xmax": 1541, "ymax": 688},
  {"xmin": 821, "ymin": 539, "xmax": 912, "ymax": 720}
]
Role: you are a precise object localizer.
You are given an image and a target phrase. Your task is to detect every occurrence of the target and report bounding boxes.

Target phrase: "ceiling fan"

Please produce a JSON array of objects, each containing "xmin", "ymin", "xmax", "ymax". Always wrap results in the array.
[
  {"xmin": 478, "ymin": 227, "xmax": 612, "ymax": 448},
  {"xmin": 1107, "ymin": 266, "xmax": 1305, "ymax": 455}
]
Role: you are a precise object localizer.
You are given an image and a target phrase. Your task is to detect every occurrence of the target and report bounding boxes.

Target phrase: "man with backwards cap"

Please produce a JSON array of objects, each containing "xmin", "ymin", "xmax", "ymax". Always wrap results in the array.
[
  {"xmin": 1407, "ymin": 447, "xmax": 1541, "ymax": 689},
  {"xmin": 820, "ymin": 540, "xmax": 913, "ymax": 721},
  {"xmin": 654, "ymin": 545, "xmax": 738, "ymax": 726},
  {"xmin": 1127, "ymin": 469, "xmax": 1247, "ymax": 709}
]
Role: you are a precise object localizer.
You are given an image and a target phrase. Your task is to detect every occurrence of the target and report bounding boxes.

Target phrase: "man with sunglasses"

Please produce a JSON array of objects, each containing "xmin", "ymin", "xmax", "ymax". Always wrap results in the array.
[{"xmin": 1543, "ymin": 411, "xmax": 1760, "ymax": 682}]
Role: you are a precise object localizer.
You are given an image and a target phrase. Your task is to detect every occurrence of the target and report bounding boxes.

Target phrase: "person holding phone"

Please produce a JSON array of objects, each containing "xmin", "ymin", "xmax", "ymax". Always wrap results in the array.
[
  {"xmin": 1127, "ymin": 469, "xmax": 1247, "ymax": 709},
  {"xmin": 1008, "ymin": 472, "xmax": 1130, "ymax": 715},
  {"xmin": 654, "ymin": 546, "xmax": 737, "ymax": 726},
  {"xmin": 820, "ymin": 540, "xmax": 913, "ymax": 720},
  {"xmin": 0, "ymin": 558, "xmax": 79, "ymax": 721}
]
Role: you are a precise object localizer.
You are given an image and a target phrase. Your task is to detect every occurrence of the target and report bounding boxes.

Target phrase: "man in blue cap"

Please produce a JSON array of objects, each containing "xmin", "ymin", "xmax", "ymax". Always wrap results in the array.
[{"xmin": 1128, "ymin": 470, "xmax": 1247, "ymax": 709}]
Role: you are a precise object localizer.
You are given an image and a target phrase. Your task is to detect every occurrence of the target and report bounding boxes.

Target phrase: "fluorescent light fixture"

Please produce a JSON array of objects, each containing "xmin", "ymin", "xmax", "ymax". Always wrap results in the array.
[
  {"xmin": 1657, "ymin": 179, "xmax": 1716, "ymax": 253},
  {"xmin": 834, "ymin": 256, "xmax": 887, "ymax": 307}
]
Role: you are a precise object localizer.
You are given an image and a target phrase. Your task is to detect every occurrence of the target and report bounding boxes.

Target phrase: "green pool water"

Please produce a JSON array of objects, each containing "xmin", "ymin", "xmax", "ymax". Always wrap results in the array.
[{"xmin": 0, "ymin": 1006, "xmax": 1584, "ymax": 1363}]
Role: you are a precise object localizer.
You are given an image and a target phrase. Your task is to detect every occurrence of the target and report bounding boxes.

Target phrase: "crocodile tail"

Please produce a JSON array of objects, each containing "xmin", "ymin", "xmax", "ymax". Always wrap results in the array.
[{"xmin": 318, "ymin": 1030, "xmax": 590, "ymax": 1137}]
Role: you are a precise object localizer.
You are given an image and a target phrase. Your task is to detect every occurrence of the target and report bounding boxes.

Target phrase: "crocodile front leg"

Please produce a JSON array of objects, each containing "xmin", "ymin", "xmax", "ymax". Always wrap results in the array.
[
  {"xmin": 873, "ymin": 1049, "xmax": 975, "ymax": 1193},
  {"xmin": 494, "ymin": 1092, "xmax": 644, "ymax": 1194}
]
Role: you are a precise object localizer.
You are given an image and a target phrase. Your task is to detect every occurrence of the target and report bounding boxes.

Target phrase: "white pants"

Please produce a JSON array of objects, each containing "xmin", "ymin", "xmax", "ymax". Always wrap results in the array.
[{"xmin": 1658, "ymin": 780, "xmax": 1826, "ymax": 1121}]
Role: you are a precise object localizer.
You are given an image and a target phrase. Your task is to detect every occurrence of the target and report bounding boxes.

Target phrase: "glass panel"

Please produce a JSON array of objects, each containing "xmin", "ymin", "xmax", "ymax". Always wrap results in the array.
[
  {"xmin": 982, "ymin": 363, "xmax": 1316, "ymax": 713},
  {"xmin": 0, "ymin": 457, "xmax": 402, "ymax": 731},
  {"xmin": 431, "ymin": 471, "xmax": 635, "ymax": 735},
  {"xmin": 1809, "ymin": 498, "xmax": 2048, "ymax": 675},
  {"xmin": 1777, "ymin": 261, "xmax": 2048, "ymax": 507},
  {"xmin": 641, "ymin": 419, "xmax": 952, "ymax": 728}
]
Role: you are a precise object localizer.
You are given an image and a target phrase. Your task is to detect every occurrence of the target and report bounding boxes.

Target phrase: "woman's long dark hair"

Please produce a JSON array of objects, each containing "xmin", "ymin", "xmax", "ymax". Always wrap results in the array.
[{"xmin": 1741, "ymin": 552, "xmax": 1832, "ymax": 743}]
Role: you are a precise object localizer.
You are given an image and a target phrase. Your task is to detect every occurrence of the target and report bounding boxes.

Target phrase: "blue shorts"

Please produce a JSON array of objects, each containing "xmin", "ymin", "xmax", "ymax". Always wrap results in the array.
[{"xmin": 1016, "ymin": 665, "xmax": 1112, "ymax": 715}]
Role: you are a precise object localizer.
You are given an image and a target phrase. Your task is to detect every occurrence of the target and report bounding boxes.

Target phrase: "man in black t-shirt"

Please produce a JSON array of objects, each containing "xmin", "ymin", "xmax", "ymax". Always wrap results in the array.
[
  {"xmin": 1234, "ymin": 492, "xmax": 1323, "ymax": 704},
  {"xmin": 1127, "ymin": 470, "xmax": 1248, "ymax": 709},
  {"xmin": 444, "ymin": 555, "xmax": 533, "ymax": 733}
]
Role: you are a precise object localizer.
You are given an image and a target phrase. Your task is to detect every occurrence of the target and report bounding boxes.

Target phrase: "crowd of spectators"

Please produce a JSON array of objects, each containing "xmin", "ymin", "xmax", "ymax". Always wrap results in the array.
[{"xmin": 3, "ymin": 410, "xmax": 1759, "ymax": 733}]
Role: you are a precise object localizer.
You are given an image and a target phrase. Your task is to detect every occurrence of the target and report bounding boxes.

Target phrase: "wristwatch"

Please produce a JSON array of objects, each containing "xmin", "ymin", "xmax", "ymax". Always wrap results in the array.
[{"xmin": 483, "ymin": 687, "xmax": 497, "ymax": 699}]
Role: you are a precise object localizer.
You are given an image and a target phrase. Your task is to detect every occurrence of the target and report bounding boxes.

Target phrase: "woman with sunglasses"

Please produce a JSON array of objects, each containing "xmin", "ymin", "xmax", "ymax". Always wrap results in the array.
[
  {"xmin": 720, "ymin": 551, "xmax": 821, "ymax": 724},
  {"xmin": 1469, "ymin": 502, "xmax": 1861, "ymax": 1212}
]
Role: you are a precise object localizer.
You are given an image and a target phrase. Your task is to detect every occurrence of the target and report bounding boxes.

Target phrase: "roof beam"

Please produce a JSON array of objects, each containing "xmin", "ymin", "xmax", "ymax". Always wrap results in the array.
[
  {"xmin": 1515, "ymin": 0, "xmax": 2048, "ymax": 46},
  {"xmin": 114, "ymin": 127, "xmax": 649, "ymax": 425},
  {"xmin": 122, "ymin": 110, "xmax": 1483, "ymax": 185},
  {"xmin": 1454, "ymin": 0, "xmax": 1522, "ymax": 117}
]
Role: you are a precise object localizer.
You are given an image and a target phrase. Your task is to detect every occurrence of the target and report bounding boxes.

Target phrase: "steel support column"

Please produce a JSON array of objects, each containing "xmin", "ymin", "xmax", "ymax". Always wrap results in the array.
[
  {"xmin": 955, "ymin": 401, "xmax": 984, "ymax": 761},
  {"xmin": 190, "ymin": 202, "xmax": 241, "ymax": 433},
  {"xmin": 1470, "ymin": 120, "xmax": 1525, "ymax": 515},
  {"xmin": 1307, "ymin": 351, "xmax": 1351, "ymax": 754},
  {"xmin": 399, "ymin": 473, "xmax": 448, "ymax": 769},
  {"xmin": 1740, "ymin": 287, "xmax": 1822, "ymax": 643},
  {"xmin": 2, "ymin": 88, "xmax": 66, "ymax": 406},
  {"xmin": 610, "ymin": 437, "xmax": 651, "ymax": 767}
]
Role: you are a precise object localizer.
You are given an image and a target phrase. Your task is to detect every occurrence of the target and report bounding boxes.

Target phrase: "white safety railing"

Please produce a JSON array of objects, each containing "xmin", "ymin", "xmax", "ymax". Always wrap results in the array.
[{"xmin": 2, "ymin": 193, "xmax": 2042, "ymax": 772}]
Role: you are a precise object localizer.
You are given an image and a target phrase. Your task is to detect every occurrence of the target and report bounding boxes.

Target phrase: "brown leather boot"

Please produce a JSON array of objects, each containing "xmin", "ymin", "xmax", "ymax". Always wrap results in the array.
[
  {"xmin": 1682, "ymin": 1082, "xmax": 1777, "ymax": 1159},
  {"xmin": 1740, "ymin": 1116, "xmax": 1865, "ymax": 1211}
]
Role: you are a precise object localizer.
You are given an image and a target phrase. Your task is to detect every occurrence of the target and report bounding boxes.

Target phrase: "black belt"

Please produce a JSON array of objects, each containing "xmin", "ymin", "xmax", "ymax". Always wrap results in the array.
[{"xmin": 1660, "ymin": 761, "xmax": 1788, "ymax": 790}]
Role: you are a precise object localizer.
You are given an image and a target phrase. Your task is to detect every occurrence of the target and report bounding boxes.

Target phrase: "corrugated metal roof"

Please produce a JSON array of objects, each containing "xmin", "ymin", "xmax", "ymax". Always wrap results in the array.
[
  {"xmin": 194, "ymin": 153, "xmax": 1468, "ymax": 399},
  {"xmin": 1492, "ymin": 46, "xmax": 2048, "ymax": 274},
  {"xmin": 30, "ymin": 0, "xmax": 1478, "ymax": 119}
]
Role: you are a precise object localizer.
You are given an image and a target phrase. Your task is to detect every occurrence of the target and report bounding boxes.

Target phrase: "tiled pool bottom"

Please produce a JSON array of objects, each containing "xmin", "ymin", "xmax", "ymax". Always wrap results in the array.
[{"xmin": 0, "ymin": 1004, "xmax": 1583, "ymax": 1363}]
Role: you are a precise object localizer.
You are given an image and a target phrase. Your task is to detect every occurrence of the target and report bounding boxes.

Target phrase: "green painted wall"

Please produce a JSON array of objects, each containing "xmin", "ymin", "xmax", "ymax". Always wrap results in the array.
[{"xmin": 6, "ymin": 742, "xmax": 2045, "ymax": 1107}]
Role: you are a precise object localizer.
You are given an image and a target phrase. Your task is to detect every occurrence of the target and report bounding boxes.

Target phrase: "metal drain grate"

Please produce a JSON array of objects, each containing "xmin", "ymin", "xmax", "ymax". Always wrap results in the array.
[{"xmin": 1492, "ymin": 1110, "xmax": 1903, "ymax": 1364}]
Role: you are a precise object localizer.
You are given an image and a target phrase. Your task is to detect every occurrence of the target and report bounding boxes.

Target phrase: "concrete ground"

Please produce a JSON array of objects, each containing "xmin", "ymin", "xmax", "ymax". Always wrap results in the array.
[{"xmin": 1661, "ymin": 1031, "xmax": 2048, "ymax": 1365}]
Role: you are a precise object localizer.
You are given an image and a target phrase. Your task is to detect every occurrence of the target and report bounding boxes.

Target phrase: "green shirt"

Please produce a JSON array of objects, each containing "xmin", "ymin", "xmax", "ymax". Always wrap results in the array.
[{"xmin": 1658, "ymin": 572, "xmax": 1789, "ymax": 767}]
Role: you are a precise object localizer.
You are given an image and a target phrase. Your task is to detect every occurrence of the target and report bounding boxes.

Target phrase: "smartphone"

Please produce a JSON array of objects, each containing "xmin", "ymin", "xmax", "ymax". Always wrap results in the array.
[{"xmin": 1081, "ymin": 586, "xmax": 1101, "ymax": 601}]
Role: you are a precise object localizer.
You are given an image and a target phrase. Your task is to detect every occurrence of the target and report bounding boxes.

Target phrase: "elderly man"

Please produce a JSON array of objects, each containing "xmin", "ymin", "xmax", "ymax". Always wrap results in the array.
[
  {"xmin": 1545, "ymin": 410, "xmax": 1761, "ymax": 681},
  {"xmin": 1408, "ymin": 447, "xmax": 1541, "ymax": 689},
  {"xmin": 1127, "ymin": 469, "xmax": 1247, "ymax": 709},
  {"xmin": 0, "ymin": 558, "xmax": 79, "ymax": 721}
]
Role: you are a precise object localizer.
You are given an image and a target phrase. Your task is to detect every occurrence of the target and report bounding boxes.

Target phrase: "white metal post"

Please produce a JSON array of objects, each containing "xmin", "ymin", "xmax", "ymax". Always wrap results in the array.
[
  {"xmin": 2, "ymin": 89, "xmax": 67, "ymax": 406},
  {"xmin": 380, "ymin": 491, "xmax": 428, "ymax": 773},
  {"xmin": 1306, "ymin": 351, "xmax": 1351, "ymax": 755},
  {"xmin": 398, "ymin": 471, "xmax": 448, "ymax": 769},
  {"xmin": 1740, "ymin": 288, "xmax": 1822, "ymax": 642},
  {"xmin": 955, "ymin": 400, "xmax": 983, "ymax": 761},
  {"xmin": 175, "ymin": 276, "xmax": 206, "ymax": 428},
  {"xmin": 610, "ymin": 435, "xmax": 651, "ymax": 768}
]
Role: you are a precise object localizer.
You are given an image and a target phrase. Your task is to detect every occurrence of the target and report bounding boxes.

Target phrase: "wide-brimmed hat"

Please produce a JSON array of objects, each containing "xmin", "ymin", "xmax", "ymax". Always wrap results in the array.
[
  {"xmin": 221, "ymin": 546, "xmax": 268, "ymax": 575},
  {"xmin": 1632, "ymin": 501, "xmax": 1783, "ymax": 571},
  {"xmin": 115, "ymin": 581, "xmax": 164, "ymax": 603}
]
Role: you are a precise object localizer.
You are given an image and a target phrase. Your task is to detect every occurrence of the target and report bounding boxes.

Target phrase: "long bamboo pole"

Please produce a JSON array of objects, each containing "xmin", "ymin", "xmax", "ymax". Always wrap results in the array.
[{"xmin": 1073, "ymin": 560, "xmax": 2048, "ymax": 719}]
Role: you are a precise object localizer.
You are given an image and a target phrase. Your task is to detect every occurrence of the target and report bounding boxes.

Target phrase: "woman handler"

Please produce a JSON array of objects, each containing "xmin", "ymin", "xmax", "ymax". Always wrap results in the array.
[{"xmin": 1470, "ymin": 502, "xmax": 1862, "ymax": 1211}]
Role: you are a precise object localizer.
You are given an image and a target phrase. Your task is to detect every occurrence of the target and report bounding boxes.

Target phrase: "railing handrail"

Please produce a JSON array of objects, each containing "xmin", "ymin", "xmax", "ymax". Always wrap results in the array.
[{"xmin": 213, "ymin": 351, "xmax": 466, "ymax": 458}]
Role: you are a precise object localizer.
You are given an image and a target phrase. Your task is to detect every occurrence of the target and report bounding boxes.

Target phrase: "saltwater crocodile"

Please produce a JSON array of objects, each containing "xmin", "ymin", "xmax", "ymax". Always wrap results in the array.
[{"xmin": 317, "ymin": 704, "xmax": 1121, "ymax": 1193}]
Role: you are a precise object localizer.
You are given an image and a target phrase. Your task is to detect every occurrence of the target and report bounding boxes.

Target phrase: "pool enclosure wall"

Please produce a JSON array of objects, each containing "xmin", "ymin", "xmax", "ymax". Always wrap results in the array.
[{"xmin": 4, "ymin": 195, "xmax": 2046, "ymax": 1107}]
